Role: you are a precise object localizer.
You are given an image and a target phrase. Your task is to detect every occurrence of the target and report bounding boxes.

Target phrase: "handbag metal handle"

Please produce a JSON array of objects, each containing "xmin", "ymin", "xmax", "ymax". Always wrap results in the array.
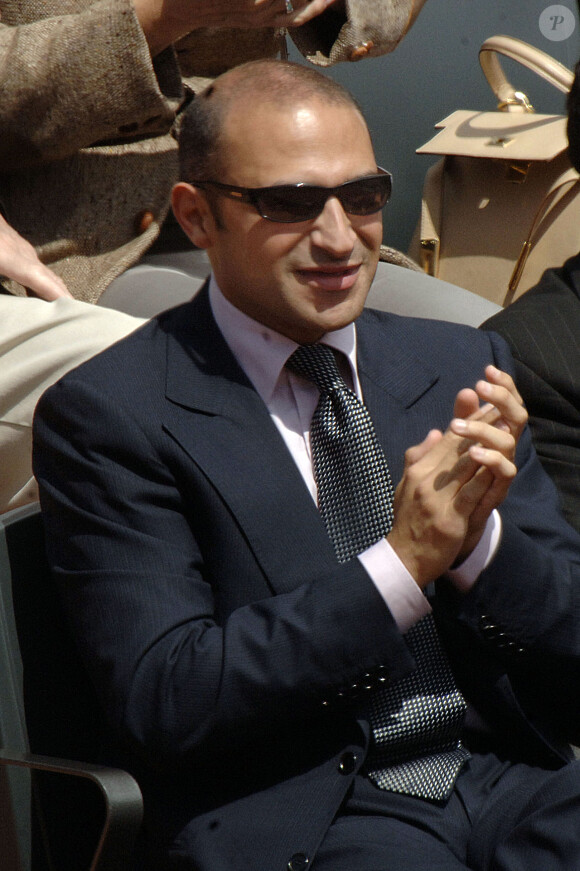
[{"xmin": 479, "ymin": 34, "xmax": 574, "ymax": 110}]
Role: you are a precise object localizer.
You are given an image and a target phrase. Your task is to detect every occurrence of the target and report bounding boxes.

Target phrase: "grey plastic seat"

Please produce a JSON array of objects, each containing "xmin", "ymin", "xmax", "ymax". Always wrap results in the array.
[
  {"xmin": 365, "ymin": 262, "xmax": 502, "ymax": 325},
  {"xmin": 98, "ymin": 251, "xmax": 502, "ymax": 326},
  {"xmin": 97, "ymin": 250, "xmax": 210, "ymax": 318}
]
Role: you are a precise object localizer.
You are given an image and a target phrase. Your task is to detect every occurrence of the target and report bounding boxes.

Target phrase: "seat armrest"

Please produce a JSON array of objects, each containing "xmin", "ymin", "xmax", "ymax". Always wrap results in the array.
[{"xmin": 0, "ymin": 749, "xmax": 143, "ymax": 871}]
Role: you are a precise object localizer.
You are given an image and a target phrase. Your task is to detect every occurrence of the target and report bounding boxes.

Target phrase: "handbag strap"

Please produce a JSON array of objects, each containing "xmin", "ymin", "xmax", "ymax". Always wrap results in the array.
[
  {"xmin": 479, "ymin": 35, "xmax": 574, "ymax": 109},
  {"xmin": 505, "ymin": 166, "xmax": 580, "ymax": 304}
]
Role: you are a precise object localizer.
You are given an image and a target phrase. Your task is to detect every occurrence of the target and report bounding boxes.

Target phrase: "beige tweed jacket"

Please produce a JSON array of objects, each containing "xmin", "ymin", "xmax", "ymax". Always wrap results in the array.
[{"xmin": 0, "ymin": 0, "xmax": 429, "ymax": 303}]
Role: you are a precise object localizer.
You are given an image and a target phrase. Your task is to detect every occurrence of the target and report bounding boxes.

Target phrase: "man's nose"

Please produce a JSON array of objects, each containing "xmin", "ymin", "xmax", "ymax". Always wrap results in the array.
[{"xmin": 309, "ymin": 196, "xmax": 357, "ymax": 256}]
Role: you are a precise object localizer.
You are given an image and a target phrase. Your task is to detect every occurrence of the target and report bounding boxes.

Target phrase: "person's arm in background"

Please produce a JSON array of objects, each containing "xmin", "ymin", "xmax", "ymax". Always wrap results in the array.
[
  {"xmin": 0, "ymin": 0, "xmax": 432, "ymax": 169},
  {"xmin": 0, "ymin": 0, "xmax": 341, "ymax": 170}
]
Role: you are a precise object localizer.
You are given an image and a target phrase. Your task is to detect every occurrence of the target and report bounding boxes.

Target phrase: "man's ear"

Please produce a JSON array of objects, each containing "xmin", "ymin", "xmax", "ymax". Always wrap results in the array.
[{"xmin": 171, "ymin": 182, "xmax": 215, "ymax": 249}]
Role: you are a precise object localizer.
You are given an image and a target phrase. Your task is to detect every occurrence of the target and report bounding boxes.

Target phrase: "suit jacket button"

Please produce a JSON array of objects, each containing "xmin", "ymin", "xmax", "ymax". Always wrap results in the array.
[
  {"xmin": 135, "ymin": 209, "xmax": 155, "ymax": 235},
  {"xmin": 288, "ymin": 852, "xmax": 310, "ymax": 870},
  {"xmin": 338, "ymin": 751, "xmax": 357, "ymax": 775}
]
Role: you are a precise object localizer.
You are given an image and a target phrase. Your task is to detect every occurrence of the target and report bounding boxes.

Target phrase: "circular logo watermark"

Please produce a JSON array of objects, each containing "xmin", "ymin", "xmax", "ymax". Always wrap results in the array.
[{"xmin": 539, "ymin": 5, "xmax": 576, "ymax": 41}]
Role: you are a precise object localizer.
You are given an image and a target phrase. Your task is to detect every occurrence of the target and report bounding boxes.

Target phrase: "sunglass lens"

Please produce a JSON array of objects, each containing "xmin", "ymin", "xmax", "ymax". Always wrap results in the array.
[
  {"xmin": 340, "ymin": 176, "xmax": 391, "ymax": 215},
  {"xmin": 257, "ymin": 187, "xmax": 324, "ymax": 222}
]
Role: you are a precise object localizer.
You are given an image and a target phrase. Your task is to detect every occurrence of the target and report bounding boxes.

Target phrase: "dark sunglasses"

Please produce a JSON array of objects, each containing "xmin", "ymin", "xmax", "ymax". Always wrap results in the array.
[{"xmin": 191, "ymin": 168, "xmax": 392, "ymax": 223}]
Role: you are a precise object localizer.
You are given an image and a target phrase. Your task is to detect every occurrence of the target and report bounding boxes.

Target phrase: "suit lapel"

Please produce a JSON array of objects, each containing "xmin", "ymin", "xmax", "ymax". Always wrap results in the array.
[
  {"xmin": 356, "ymin": 310, "xmax": 440, "ymax": 484},
  {"xmin": 161, "ymin": 286, "xmax": 339, "ymax": 595}
]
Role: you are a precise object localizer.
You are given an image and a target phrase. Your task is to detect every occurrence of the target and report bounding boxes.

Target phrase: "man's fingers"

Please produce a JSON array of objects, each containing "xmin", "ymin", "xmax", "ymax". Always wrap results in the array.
[
  {"xmin": 468, "ymin": 444, "xmax": 518, "ymax": 483},
  {"xmin": 448, "ymin": 367, "xmax": 527, "ymax": 468},
  {"xmin": 453, "ymin": 388, "xmax": 479, "ymax": 421},
  {"xmin": 483, "ymin": 364, "xmax": 524, "ymax": 404},
  {"xmin": 475, "ymin": 365, "xmax": 527, "ymax": 439},
  {"xmin": 454, "ymin": 446, "xmax": 516, "ymax": 524},
  {"xmin": 403, "ymin": 428, "xmax": 443, "ymax": 467},
  {"xmin": 449, "ymin": 417, "xmax": 516, "ymax": 459},
  {"xmin": 453, "ymin": 465, "xmax": 494, "ymax": 515}
]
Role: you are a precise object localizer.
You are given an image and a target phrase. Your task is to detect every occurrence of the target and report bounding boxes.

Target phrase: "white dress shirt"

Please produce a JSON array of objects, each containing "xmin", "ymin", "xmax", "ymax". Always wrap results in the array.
[{"xmin": 209, "ymin": 277, "xmax": 500, "ymax": 634}]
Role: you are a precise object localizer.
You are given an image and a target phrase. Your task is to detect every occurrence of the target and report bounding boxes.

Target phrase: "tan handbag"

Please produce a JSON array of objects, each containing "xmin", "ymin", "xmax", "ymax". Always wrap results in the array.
[{"xmin": 408, "ymin": 35, "xmax": 579, "ymax": 306}]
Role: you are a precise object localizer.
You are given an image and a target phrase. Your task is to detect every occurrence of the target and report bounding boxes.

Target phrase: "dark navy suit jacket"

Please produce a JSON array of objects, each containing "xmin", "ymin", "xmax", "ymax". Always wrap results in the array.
[{"xmin": 33, "ymin": 286, "xmax": 580, "ymax": 870}]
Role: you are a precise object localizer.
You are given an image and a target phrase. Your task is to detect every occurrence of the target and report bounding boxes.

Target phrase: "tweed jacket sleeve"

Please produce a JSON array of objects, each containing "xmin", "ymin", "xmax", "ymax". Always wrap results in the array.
[{"xmin": 0, "ymin": 0, "xmax": 183, "ymax": 170}]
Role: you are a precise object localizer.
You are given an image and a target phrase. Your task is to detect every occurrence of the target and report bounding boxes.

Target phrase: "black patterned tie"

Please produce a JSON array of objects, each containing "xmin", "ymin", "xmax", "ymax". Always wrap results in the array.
[{"xmin": 286, "ymin": 343, "xmax": 470, "ymax": 801}]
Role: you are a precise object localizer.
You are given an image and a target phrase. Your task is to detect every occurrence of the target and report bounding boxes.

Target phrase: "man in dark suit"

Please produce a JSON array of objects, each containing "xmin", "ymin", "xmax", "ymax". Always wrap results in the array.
[
  {"xmin": 482, "ymin": 59, "xmax": 580, "ymax": 535},
  {"xmin": 34, "ymin": 60, "xmax": 580, "ymax": 870}
]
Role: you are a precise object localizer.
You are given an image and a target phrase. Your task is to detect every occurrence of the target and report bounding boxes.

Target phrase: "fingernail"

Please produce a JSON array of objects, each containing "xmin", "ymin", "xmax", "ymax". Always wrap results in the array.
[
  {"xmin": 452, "ymin": 418, "xmax": 467, "ymax": 432},
  {"xmin": 470, "ymin": 446, "xmax": 486, "ymax": 461}
]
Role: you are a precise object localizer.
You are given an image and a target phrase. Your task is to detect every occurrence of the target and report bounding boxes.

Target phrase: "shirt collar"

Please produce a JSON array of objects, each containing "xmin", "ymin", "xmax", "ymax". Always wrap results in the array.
[{"xmin": 209, "ymin": 275, "xmax": 360, "ymax": 403}]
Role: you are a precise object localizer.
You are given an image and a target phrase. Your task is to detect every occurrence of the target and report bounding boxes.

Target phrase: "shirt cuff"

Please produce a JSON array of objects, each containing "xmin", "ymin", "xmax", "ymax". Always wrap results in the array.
[
  {"xmin": 446, "ymin": 510, "xmax": 502, "ymax": 593},
  {"xmin": 357, "ymin": 510, "xmax": 502, "ymax": 631},
  {"xmin": 358, "ymin": 539, "xmax": 431, "ymax": 634}
]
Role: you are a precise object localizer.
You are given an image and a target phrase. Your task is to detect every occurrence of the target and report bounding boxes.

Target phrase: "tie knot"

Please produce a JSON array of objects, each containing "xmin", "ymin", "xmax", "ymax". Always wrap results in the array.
[{"xmin": 286, "ymin": 343, "xmax": 345, "ymax": 395}]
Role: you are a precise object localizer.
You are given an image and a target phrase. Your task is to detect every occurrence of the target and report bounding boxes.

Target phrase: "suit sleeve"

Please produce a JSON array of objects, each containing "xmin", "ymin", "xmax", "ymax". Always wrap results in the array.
[{"xmin": 0, "ymin": 0, "xmax": 182, "ymax": 170}]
